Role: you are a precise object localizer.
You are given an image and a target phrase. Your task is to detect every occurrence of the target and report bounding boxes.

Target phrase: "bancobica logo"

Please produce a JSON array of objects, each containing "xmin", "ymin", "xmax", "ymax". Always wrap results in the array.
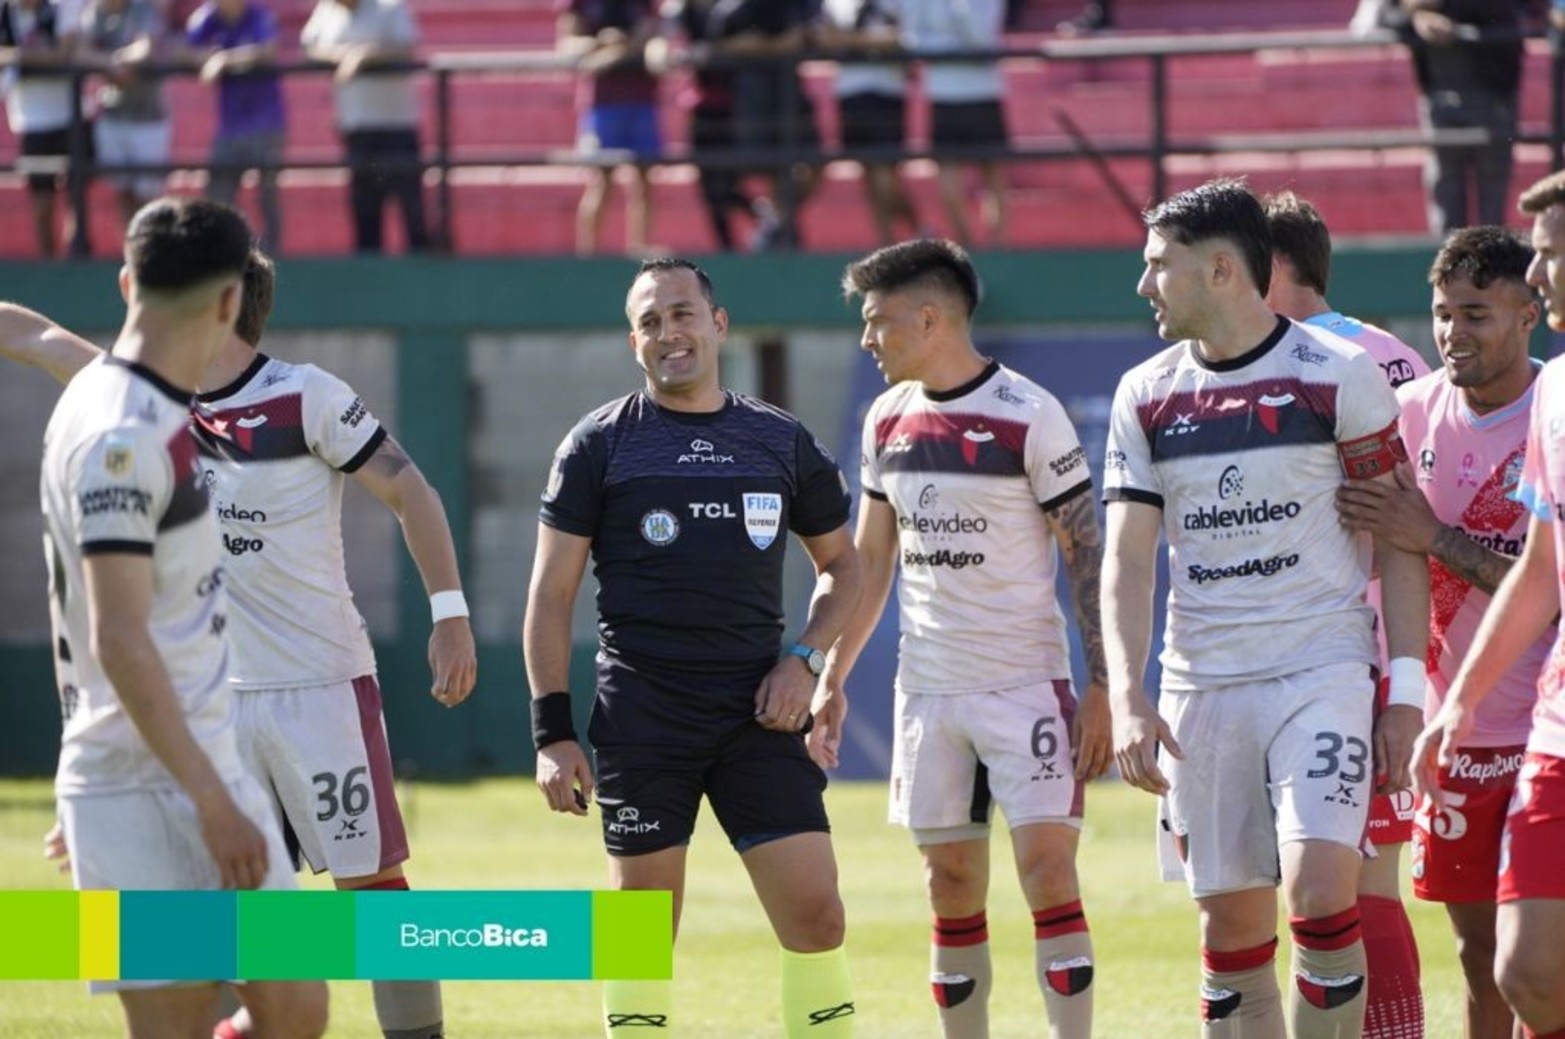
[
  {"xmin": 400, "ymin": 923, "xmax": 549, "ymax": 948},
  {"xmin": 607, "ymin": 805, "xmax": 661, "ymax": 837},
  {"xmin": 678, "ymin": 437, "xmax": 735, "ymax": 464},
  {"xmin": 903, "ymin": 548, "xmax": 985, "ymax": 569},
  {"xmin": 640, "ymin": 509, "xmax": 679, "ymax": 546},
  {"xmin": 1187, "ymin": 553, "xmax": 1300, "ymax": 585}
]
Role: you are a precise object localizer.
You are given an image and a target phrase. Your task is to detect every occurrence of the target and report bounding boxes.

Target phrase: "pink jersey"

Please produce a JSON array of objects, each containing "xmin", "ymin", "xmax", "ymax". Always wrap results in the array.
[
  {"xmin": 1515, "ymin": 356, "xmax": 1565, "ymax": 760},
  {"xmin": 1400, "ymin": 367, "xmax": 1546, "ymax": 746},
  {"xmin": 1303, "ymin": 312, "xmax": 1430, "ymax": 390}
]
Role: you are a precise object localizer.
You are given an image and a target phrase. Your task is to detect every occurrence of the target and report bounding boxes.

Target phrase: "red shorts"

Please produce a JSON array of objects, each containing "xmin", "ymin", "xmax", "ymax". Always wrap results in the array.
[
  {"xmin": 1497, "ymin": 752, "xmax": 1565, "ymax": 904},
  {"xmin": 1411, "ymin": 745, "xmax": 1526, "ymax": 903},
  {"xmin": 1367, "ymin": 677, "xmax": 1415, "ymax": 845}
]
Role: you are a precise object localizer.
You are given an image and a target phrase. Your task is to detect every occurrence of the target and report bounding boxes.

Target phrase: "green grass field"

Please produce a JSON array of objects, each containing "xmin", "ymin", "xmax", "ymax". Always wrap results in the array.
[{"xmin": 0, "ymin": 777, "xmax": 1463, "ymax": 1038}]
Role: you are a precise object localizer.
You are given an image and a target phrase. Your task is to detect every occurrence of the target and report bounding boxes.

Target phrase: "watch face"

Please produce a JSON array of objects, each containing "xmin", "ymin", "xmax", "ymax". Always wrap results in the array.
[{"xmin": 807, "ymin": 649, "xmax": 826, "ymax": 676}]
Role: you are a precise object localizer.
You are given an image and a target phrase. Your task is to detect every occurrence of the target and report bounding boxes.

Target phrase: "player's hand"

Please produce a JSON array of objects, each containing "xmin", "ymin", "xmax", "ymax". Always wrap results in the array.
[
  {"xmin": 428, "ymin": 616, "xmax": 477, "ymax": 707},
  {"xmin": 1373, "ymin": 703, "xmax": 1422, "ymax": 794},
  {"xmin": 1410, "ymin": 9, "xmax": 1457, "ymax": 45},
  {"xmin": 1335, "ymin": 465, "xmax": 1440, "ymax": 555},
  {"xmin": 1410, "ymin": 701, "xmax": 1474, "ymax": 807},
  {"xmin": 806, "ymin": 678, "xmax": 848, "ymax": 769},
  {"xmin": 194, "ymin": 795, "xmax": 270, "ymax": 890},
  {"xmin": 1071, "ymin": 683, "xmax": 1113, "ymax": 782},
  {"xmin": 536, "ymin": 740, "xmax": 594, "ymax": 816},
  {"xmin": 199, "ymin": 51, "xmax": 228, "ymax": 83},
  {"xmin": 334, "ymin": 45, "xmax": 368, "ymax": 83},
  {"xmin": 753, "ymin": 658, "xmax": 813, "ymax": 732},
  {"xmin": 1111, "ymin": 695, "xmax": 1181, "ymax": 796},
  {"xmin": 42, "ymin": 821, "xmax": 70, "ymax": 874}
]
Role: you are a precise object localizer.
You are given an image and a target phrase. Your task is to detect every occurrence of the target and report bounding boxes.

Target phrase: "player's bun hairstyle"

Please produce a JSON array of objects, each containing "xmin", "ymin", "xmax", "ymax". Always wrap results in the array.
[
  {"xmin": 840, "ymin": 238, "xmax": 982, "ymax": 319},
  {"xmin": 1261, "ymin": 190, "xmax": 1331, "ymax": 297},
  {"xmin": 1145, "ymin": 177, "xmax": 1273, "ymax": 297},
  {"xmin": 1519, "ymin": 170, "xmax": 1565, "ymax": 216},
  {"xmin": 124, "ymin": 197, "xmax": 252, "ymax": 295},
  {"xmin": 1429, "ymin": 225, "xmax": 1534, "ymax": 291},
  {"xmin": 633, "ymin": 256, "xmax": 717, "ymax": 308},
  {"xmin": 236, "ymin": 248, "xmax": 276, "ymax": 347}
]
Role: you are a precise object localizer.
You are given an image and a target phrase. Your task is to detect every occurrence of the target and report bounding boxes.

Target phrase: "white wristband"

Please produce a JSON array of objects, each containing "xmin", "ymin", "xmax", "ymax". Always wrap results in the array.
[
  {"xmin": 430, "ymin": 590, "xmax": 469, "ymax": 624},
  {"xmin": 1386, "ymin": 656, "xmax": 1425, "ymax": 710}
]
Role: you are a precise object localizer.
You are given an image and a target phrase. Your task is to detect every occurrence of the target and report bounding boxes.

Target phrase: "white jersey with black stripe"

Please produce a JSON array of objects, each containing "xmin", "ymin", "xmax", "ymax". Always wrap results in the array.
[
  {"xmin": 42, "ymin": 355, "xmax": 242, "ymax": 795},
  {"xmin": 190, "ymin": 355, "xmax": 385, "ymax": 690},
  {"xmin": 862, "ymin": 361, "xmax": 1091, "ymax": 694}
]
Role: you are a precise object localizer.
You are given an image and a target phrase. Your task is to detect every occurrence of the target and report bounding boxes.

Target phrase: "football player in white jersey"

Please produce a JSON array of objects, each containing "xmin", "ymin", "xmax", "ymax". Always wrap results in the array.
[
  {"xmin": 1104, "ymin": 178, "xmax": 1429, "ymax": 1039},
  {"xmin": 826, "ymin": 239, "xmax": 1109, "ymax": 1039},
  {"xmin": 1263, "ymin": 190, "xmax": 1429, "ymax": 1039},
  {"xmin": 1407, "ymin": 171, "xmax": 1565, "ymax": 1039},
  {"xmin": 42, "ymin": 197, "xmax": 328, "ymax": 1038},
  {"xmin": 6, "ymin": 248, "xmax": 474, "ymax": 1039}
]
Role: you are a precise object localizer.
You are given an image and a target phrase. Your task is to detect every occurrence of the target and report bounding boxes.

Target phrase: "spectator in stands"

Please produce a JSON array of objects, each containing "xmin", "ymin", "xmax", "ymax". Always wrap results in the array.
[
  {"xmin": 81, "ymin": 0, "xmax": 169, "ymax": 230},
  {"xmin": 662, "ymin": 0, "xmax": 775, "ymax": 252},
  {"xmin": 558, "ymin": 0, "xmax": 662, "ymax": 257},
  {"xmin": 0, "ymin": 0, "xmax": 82, "ymax": 256},
  {"xmin": 899, "ymin": 0, "xmax": 1008, "ymax": 247},
  {"xmin": 818, "ymin": 0, "xmax": 920, "ymax": 245},
  {"xmin": 187, "ymin": 0, "xmax": 286, "ymax": 250},
  {"xmin": 1057, "ymin": 1, "xmax": 1111, "ymax": 35},
  {"xmin": 1378, "ymin": 0, "xmax": 1527, "ymax": 235},
  {"xmin": 302, "ymin": 0, "xmax": 430, "ymax": 254}
]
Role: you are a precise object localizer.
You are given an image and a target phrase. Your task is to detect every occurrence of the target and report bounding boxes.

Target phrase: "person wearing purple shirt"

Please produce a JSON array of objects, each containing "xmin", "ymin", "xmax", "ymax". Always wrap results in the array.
[{"xmin": 187, "ymin": 0, "xmax": 286, "ymax": 248}]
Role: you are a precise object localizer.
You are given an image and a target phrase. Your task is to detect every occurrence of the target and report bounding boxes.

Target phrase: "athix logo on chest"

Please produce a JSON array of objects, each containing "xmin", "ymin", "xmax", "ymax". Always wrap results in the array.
[{"xmin": 678, "ymin": 437, "xmax": 734, "ymax": 464}]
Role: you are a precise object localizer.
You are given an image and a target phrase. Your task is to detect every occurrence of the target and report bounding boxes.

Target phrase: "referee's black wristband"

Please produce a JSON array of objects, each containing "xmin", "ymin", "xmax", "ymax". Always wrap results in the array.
[{"xmin": 531, "ymin": 691, "xmax": 578, "ymax": 751}]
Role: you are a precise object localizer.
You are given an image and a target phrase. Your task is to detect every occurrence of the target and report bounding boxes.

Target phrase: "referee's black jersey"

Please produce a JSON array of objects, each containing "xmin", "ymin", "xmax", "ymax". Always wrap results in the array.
[{"xmin": 541, "ymin": 390, "xmax": 851, "ymax": 669}]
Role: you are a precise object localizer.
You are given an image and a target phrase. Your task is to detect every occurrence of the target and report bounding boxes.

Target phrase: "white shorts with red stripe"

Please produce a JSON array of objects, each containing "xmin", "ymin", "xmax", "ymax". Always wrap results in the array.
[{"xmin": 236, "ymin": 676, "xmax": 410, "ymax": 879}]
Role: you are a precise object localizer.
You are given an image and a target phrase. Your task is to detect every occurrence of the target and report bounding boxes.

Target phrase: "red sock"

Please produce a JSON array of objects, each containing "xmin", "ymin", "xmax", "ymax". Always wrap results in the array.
[
  {"xmin": 1358, "ymin": 895, "xmax": 1423, "ymax": 1039},
  {"xmin": 213, "ymin": 1018, "xmax": 246, "ymax": 1039}
]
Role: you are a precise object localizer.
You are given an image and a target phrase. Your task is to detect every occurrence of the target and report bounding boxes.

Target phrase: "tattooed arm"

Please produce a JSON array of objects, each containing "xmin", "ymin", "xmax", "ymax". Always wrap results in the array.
[
  {"xmin": 1043, "ymin": 488, "xmax": 1112, "ymax": 781},
  {"xmin": 352, "ymin": 435, "xmax": 477, "ymax": 705}
]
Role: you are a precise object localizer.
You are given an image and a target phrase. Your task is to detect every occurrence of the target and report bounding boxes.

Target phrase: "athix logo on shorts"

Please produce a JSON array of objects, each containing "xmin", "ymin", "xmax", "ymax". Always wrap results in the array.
[
  {"xmin": 677, "ymin": 437, "xmax": 734, "ymax": 464},
  {"xmin": 607, "ymin": 805, "xmax": 661, "ymax": 837},
  {"xmin": 639, "ymin": 509, "xmax": 679, "ymax": 546},
  {"xmin": 399, "ymin": 923, "xmax": 550, "ymax": 949},
  {"xmin": 1186, "ymin": 553, "xmax": 1300, "ymax": 584},
  {"xmin": 742, "ymin": 492, "xmax": 782, "ymax": 549}
]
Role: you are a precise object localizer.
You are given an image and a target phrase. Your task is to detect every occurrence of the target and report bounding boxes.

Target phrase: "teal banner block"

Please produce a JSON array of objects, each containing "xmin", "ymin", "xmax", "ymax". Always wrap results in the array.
[
  {"xmin": 120, "ymin": 891, "xmax": 236, "ymax": 981},
  {"xmin": 355, "ymin": 891, "xmax": 593, "ymax": 980}
]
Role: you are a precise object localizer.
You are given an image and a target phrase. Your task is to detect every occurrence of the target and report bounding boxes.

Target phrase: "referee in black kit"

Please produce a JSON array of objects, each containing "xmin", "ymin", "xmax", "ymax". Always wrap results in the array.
[{"xmin": 523, "ymin": 257, "xmax": 862, "ymax": 1038}]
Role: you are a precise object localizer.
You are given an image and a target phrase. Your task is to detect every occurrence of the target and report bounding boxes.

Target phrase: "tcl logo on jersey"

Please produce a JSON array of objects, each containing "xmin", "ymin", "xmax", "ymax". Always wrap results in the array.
[{"xmin": 688, "ymin": 502, "xmax": 735, "ymax": 518}]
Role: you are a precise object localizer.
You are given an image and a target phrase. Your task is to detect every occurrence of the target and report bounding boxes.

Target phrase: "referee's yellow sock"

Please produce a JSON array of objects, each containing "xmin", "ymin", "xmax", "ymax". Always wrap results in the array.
[
  {"xmin": 780, "ymin": 945, "xmax": 855, "ymax": 1037},
  {"xmin": 602, "ymin": 980, "xmax": 672, "ymax": 1035}
]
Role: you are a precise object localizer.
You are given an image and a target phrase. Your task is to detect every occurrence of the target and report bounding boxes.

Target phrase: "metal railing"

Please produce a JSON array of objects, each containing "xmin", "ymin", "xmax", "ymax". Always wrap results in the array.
[{"xmin": 8, "ymin": 22, "xmax": 1559, "ymax": 256}]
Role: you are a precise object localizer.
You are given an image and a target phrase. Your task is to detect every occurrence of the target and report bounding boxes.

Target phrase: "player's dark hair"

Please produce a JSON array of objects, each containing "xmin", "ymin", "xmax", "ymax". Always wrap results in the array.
[
  {"xmin": 1428, "ymin": 226, "xmax": 1533, "ymax": 291},
  {"xmin": 1519, "ymin": 170, "xmax": 1565, "ymax": 216},
  {"xmin": 1262, "ymin": 191, "xmax": 1331, "ymax": 296},
  {"xmin": 124, "ymin": 197, "xmax": 252, "ymax": 295},
  {"xmin": 840, "ymin": 238, "xmax": 981, "ymax": 319},
  {"xmin": 632, "ymin": 257, "xmax": 717, "ymax": 308},
  {"xmin": 235, "ymin": 248, "xmax": 274, "ymax": 347},
  {"xmin": 1145, "ymin": 177, "xmax": 1273, "ymax": 296}
]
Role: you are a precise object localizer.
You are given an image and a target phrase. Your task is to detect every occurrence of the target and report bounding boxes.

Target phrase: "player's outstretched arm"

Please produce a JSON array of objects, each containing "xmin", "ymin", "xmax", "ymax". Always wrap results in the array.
[
  {"xmin": 810, "ymin": 497, "xmax": 897, "ymax": 768},
  {"xmin": 1370, "ymin": 469, "xmax": 1433, "ymax": 793},
  {"xmin": 1103, "ymin": 500, "xmax": 1181, "ymax": 795},
  {"xmin": 0, "ymin": 303, "xmax": 100, "ymax": 384},
  {"xmin": 1414, "ymin": 511, "xmax": 1559, "ymax": 805},
  {"xmin": 353, "ymin": 436, "xmax": 477, "ymax": 707},
  {"xmin": 755, "ymin": 524, "xmax": 862, "ymax": 733},
  {"xmin": 84, "ymin": 553, "xmax": 269, "ymax": 889},
  {"xmin": 523, "ymin": 524, "xmax": 595, "ymax": 816},
  {"xmin": 1044, "ymin": 491, "xmax": 1112, "ymax": 781}
]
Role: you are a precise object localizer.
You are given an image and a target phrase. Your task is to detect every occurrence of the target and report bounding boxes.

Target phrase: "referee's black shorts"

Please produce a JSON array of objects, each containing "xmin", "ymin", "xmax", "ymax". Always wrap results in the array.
[{"xmin": 589, "ymin": 653, "xmax": 830, "ymax": 857}]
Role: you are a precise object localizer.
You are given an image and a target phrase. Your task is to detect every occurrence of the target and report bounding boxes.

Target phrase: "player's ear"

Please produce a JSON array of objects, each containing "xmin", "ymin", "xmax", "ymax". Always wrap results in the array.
[
  {"xmin": 1209, "ymin": 249, "xmax": 1233, "ymax": 289},
  {"xmin": 215, "ymin": 279, "xmax": 240, "ymax": 325},
  {"xmin": 1522, "ymin": 296, "xmax": 1542, "ymax": 333},
  {"xmin": 919, "ymin": 302, "xmax": 938, "ymax": 335},
  {"xmin": 711, "ymin": 304, "xmax": 729, "ymax": 338},
  {"xmin": 118, "ymin": 266, "xmax": 132, "ymax": 304}
]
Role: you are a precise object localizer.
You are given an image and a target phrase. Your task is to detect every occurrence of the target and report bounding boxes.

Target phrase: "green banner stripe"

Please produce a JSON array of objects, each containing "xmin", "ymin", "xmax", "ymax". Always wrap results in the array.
[{"xmin": 592, "ymin": 890, "xmax": 674, "ymax": 980}]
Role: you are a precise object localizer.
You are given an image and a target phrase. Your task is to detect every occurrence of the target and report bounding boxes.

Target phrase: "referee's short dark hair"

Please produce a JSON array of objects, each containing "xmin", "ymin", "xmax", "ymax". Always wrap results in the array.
[
  {"xmin": 632, "ymin": 257, "xmax": 717, "ymax": 309},
  {"xmin": 841, "ymin": 239, "xmax": 981, "ymax": 319},
  {"xmin": 124, "ymin": 197, "xmax": 251, "ymax": 297}
]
